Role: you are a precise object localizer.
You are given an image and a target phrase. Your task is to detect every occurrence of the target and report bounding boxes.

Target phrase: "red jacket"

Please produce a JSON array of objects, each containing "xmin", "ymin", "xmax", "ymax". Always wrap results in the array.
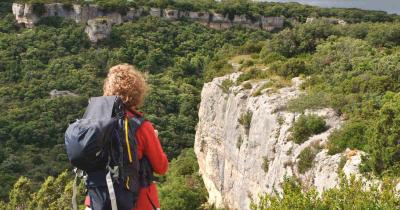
[{"xmin": 85, "ymin": 110, "xmax": 169, "ymax": 210}]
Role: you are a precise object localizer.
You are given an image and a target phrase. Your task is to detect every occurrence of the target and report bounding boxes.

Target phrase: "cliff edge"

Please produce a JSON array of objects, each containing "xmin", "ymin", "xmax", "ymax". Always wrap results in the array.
[{"xmin": 194, "ymin": 72, "xmax": 365, "ymax": 209}]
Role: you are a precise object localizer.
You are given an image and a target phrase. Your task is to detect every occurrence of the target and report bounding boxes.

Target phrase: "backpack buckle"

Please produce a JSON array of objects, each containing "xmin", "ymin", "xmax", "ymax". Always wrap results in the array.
[{"xmin": 107, "ymin": 166, "xmax": 119, "ymax": 179}]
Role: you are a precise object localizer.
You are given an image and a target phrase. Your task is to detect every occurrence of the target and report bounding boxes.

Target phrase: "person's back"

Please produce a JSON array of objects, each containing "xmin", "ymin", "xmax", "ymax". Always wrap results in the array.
[{"xmin": 84, "ymin": 64, "xmax": 169, "ymax": 210}]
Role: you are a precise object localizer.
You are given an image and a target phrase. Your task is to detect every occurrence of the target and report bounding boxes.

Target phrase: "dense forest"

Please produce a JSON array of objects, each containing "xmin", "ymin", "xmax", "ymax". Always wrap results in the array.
[{"xmin": 1, "ymin": 0, "xmax": 400, "ymax": 209}]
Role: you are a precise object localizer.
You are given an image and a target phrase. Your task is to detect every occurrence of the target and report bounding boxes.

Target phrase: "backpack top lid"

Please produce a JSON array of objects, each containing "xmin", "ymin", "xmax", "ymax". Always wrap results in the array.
[
  {"xmin": 83, "ymin": 96, "xmax": 124, "ymax": 119},
  {"xmin": 65, "ymin": 95, "xmax": 124, "ymax": 172}
]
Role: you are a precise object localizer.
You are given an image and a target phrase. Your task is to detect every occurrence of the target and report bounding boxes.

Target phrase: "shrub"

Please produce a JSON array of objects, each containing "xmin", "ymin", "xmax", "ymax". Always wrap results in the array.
[
  {"xmin": 261, "ymin": 156, "xmax": 269, "ymax": 173},
  {"xmin": 242, "ymin": 59, "xmax": 255, "ymax": 67},
  {"xmin": 251, "ymin": 176, "xmax": 400, "ymax": 210},
  {"xmin": 236, "ymin": 136, "xmax": 243, "ymax": 149},
  {"xmin": 236, "ymin": 68, "xmax": 268, "ymax": 84},
  {"xmin": 327, "ymin": 121, "xmax": 367, "ymax": 155},
  {"xmin": 159, "ymin": 149, "xmax": 207, "ymax": 210},
  {"xmin": 252, "ymin": 82, "xmax": 271, "ymax": 97},
  {"xmin": 270, "ymin": 58, "xmax": 307, "ymax": 78},
  {"xmin": 287, "ymin": 91, "xmax": 331, "ymax": 113},
  {"xmin": 242, "ymin": 82, "xmax": 252, "ymax": 89},
  {"xmin": 219, "ymin": 79, "xmax": 233, "ymax": 94},
  {"xmin": 297, "ymin": 145, "xmax": 318, "ymax": 174},
  {"xmin": 238, "ymin": 111, "xmax": 253, "ymax": 130},
  {"xmin": 291, "ymin": 114, "xmax": 327, "ymax": 144}
]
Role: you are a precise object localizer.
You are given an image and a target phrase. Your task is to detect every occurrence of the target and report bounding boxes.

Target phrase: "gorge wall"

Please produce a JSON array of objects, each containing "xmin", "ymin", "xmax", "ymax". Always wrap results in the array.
[
  {"xmin": 12, "ymin": 3, "xmax": 284, "ymax": 42},
  {"xmin": 194, "ymin": 73, "xmax": 365, "ymax": 209}
]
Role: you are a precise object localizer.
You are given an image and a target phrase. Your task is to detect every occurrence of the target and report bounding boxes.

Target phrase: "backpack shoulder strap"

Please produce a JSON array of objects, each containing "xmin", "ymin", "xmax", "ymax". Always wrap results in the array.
[{"xmin": 129, "ymin": 116, "xmax": 145, "ymax": 133}]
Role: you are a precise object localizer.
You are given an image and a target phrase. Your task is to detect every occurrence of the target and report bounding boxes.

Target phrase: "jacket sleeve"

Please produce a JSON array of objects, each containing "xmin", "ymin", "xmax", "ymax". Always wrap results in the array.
[{"xmin": 137, "ymin": 121, "xmax": 169, "ymax": 175}]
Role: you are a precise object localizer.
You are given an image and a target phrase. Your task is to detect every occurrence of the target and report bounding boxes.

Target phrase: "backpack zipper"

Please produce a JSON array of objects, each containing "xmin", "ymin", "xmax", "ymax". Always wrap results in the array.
[{"xmin": 124, "ymin": 117, "xmax": 133, "ymax": 163}]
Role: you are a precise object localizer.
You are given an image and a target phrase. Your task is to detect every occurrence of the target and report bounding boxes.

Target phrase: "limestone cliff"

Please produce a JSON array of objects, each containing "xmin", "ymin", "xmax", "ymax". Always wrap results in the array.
[
  {"xmin": 194, "ymin": 73, "xmax": 365, "ymax": 209},
  {"xmin": 12, "ymin": 3, "xmax": 284, "ymax": 42}
]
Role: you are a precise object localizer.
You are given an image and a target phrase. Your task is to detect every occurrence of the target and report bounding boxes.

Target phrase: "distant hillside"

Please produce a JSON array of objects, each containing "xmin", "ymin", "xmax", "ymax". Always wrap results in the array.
[{"xmin": 0, "ymin": 0, "xmax": 400, "ymax": 209}]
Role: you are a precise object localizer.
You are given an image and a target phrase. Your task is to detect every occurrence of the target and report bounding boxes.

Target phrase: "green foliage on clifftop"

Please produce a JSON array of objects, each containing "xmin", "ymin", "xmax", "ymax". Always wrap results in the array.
[{"xmin": 251, "ymin": 176, "xmax": 400, "ymax": 210}]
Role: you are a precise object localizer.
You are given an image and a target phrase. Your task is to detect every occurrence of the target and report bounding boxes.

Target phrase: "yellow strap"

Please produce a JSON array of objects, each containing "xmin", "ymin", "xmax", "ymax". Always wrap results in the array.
[
  {"xmin": 125, "ymin": 117, "xmax": 133, "ymax": 163},
  {"xmin": 125, "ymin": 176, "xmax": 130, "ymax": 190}
]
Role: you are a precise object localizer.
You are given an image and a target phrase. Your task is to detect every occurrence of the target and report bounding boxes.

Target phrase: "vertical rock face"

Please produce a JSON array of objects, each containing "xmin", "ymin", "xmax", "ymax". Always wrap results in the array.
[
  {"xmin": 194, "ymin": 73, "xmax": 364, "ymax": 209},
  {"xmin": 85, "ymin": 18, "xmax": 112, "ymax": 43},
  {"xmin": 12, "ymin": 3, "xmax": 39, "ymax": 28},
  {"xmin": 11, "ymin": 2, "xmax": 285, "ymax": 42}
]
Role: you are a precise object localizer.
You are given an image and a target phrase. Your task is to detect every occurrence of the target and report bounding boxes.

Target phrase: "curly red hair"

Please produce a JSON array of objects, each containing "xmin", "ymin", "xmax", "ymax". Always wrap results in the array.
[{"xmin": 103, "ymin": 64, "xmax": 148, "ymax": 108}]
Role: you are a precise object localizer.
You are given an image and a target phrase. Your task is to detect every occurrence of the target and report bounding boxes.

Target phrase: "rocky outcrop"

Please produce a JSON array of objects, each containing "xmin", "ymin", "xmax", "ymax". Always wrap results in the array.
[
  {"xmin": 49, "ymin": 89, "xmax": 78, "ymax": 97},
  {"xmin": 12, "ymin": 3, "xmax": 284, "ymax": 42},
  {"xmin": 194, "ymin": 73, "xmax": 365, "ymax": 209},
  {"xmin": 306, "ymin": 17, "xmax": 347, "ymax": 25},
  {"xmin": 12, "ymin": 3, "xmax": 38, "ymax": 28},
  {"xmin": 85, "ymin": 18, "xmax": 112, "ymax": 43}
]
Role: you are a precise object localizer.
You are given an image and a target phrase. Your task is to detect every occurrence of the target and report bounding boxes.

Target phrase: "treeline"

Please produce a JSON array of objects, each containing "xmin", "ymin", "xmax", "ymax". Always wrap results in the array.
[{"xmin": 15, "ymin": 0, "xmax": 398, "ymax": 23}]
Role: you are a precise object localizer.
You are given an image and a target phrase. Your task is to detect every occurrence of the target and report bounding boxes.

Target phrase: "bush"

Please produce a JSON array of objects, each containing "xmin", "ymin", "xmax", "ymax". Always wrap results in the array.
[
  {"xmin": 219, "ymin": 79, "xmax": 234, "ymax": 94},
  {"xmin": 159, "ymin": 149, "xmax": 207, "ymax": 210},
  {"xmin": 327, "ymin": 121, "xmax": 367, "ymax": 155},
  {"xmin": 242, "ymin": 82, "xmax": 252, "ymax": 89},
  {"xmin": 236, "ymin": 136, "xmax": 243, "ymax": 149},
  {"xmin": 238, "ymin": 111, "xmax": 253, "ymax": 130},
  {"xmin": 297, "ymin": 145, "xmax": 318, "ymax": 174},
  {"xmin": 251, "ymin": 176, "xmax": 400, "ymax": 210},
  {"xmin": 270, "ymin": 58, "xmax": 307, "ymax": 78},
  {"xmin": 287, "ymin": 91, "xmax": 331, "ymax": 113},
  {"xmin": 291, "ymin": 114, "xmax": 327, "ymax": 144},
  {"xmin": 236, "ymin": 68, "xmax": 268, "ymax": 84},
  {"xmin": 261, "ymin": 156, "xmax": 269, "ymax": 173}
]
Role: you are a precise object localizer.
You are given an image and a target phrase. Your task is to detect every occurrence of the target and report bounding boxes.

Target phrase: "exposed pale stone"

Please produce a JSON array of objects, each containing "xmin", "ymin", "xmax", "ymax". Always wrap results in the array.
[
  {"xmin": 85, "ymin": 18, "xmax": 112, "ymax": 43},
  {"xmin": 12, "ymin": 3, "xmax": 39, "ymax": 28},
  {"xmin": 149, "ymin": 8, "xmax": 162, "ymax": 17},
  {"xmin": 187, "ymin": 11, "xmax": 210, "ymax": 22},
  {"xmin": 49, "ymin": 89, "xmax": 78, "ymax": 97},
  {"xmin": 124, "ymin": 7, "xmax": 143, "ymax": 21},
  {"xmin": 11, "ymin": 3, "xmax": 285, "ymax": 41},
  {"xmin": 211, "ymin": 13, "xmax": 229, "ymax": 22},
  {"xmin": 194, "ymin": 72, "xmax": 368, "ymax": 209},
  {"xmin": 163, "ymin": 9, "xmax": 179, "ymax": 20},
  {"xmin": 261, "ymin": 16, "xmax": 284, "ymax": 31}
]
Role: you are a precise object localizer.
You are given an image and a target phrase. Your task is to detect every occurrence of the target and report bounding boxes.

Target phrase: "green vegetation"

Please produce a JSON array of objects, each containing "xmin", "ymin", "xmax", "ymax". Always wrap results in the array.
[
  {"xmin": 2, "ymin": 0, "xmax": 400, "ymax": 208},
  {"xmin": 251, "ymin": 176, "xmax": 400, "ymax": 210},
  {"xmin": 297, "ymin": 145, "xmax": 319, "ymax": 174},
  {"xmin": 261, "ymin": 156, "xmax": 269, "ymax": 173},
  {"xmin": 238, "ymin": 110, "xmax": 253, "ymax": 130},
  {"xmin": 0, "ymin": 3, "xmax": 259, "ymax": 200},
  {"xmin": 290, "ymin": 114, "xmax": 327, "ymax": 144},
  {"xmin": 158, "ymin": 149, "xmax": 207, "ymax": 210},
  {"xmin": 327, "ymin": 121, "xmax": 367, "ymax": 155},
  {"xmin": 219, "ymin": 79, "xmax": 234, "ymax": 94},
  {"xmin": 236, "ymin": 135, "xmax": 243, "ymax": 149},
  {"xmin": 15, "ymin": 0, "xmax": 398, "ymax": 24},
  {"xmin": 236, "ymin": 67, "xmax": 268, "ymax": 84},
  {"xmin": 0, "ymin": 171, "xmax": 86, "ymax": 210},
  {"xmin": 242, "ymin": 82, "xmax": 252, "ymax": 90}
]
